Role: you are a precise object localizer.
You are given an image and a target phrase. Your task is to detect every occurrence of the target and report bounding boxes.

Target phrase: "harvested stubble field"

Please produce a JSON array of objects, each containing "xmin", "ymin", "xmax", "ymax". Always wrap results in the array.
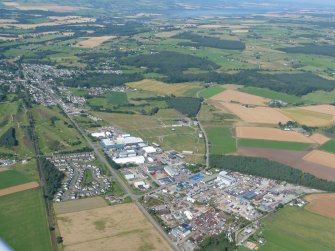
[
  {"xmin": 54, "ymin": 197, "xmax": 108, "ymax": 214},
  {"xmin": 301, "ymin": 105, "xmax": 335, "ymax": 116},
  {"xmin": 221, "ymin": 103, "xmax": 290, "ymax": 124},
  {"xmin": 127, "ymin": 79, "xmax": 202, "ymax": 96},
  {"xmin": 3, "ymin": 1, "xmax": 86, "ymax": 12},
  {"xmin": 57, "ymin": 203, "xmax": 173, "ymax": 251},
  {"xmin": 0, "ymin": 181, "xmax": 39, "ymax": 197},
  {"xmin": 0, "ymin": 15, "xmax": 95, "ymax": 29},
  {"xmin": 238, "ymin": 147, "xmax": 335, "ymax": 180},
  {"xmin": 282, "ymin": 108, "xmax": 335, "ymax": 127},
  {"xmin": 210, "ymin": 90, "xmax": 270, "ymax": 106},
  {"xmin": 305, "ymin": 193, "xmax": 335, "ymax": 220},
  {"xmin": 303, "ymin": 150, "xmax": 335, "ymax": 169},
  {"xmin": 75, "ymin": 36, "xmax": 116, "ymax": 48},
  {"xmin": 310, "ymin": 133, "xmax": 330, "ymax": 145},
  {"xmin": 236, "ymin": 126, "xmax": 314, "ymax": 143}
]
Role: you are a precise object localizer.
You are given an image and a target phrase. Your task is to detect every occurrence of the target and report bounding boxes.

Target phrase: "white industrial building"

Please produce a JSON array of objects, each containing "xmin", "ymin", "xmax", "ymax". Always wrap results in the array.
[
  {"xmin": 216, "ymin": 171, "xmax": 236, "ymax": 187},
  {"xmin": 164, "ymin": 166, "xmax": 178, "ymax": 177},
  {"xmin": 113, "ymin": 156, "xmax": 145, "ymax": 164},
  {"xmin": 143, "ymin": 146, "xmax": 157, "ymax": 154}
]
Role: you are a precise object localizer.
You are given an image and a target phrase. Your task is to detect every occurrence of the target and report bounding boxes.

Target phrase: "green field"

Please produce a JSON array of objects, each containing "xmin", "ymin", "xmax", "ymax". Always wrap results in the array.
[
  {"xmin": 0, "ymin": 189, "xmax": 53, "ymax": 251},
  {"xmin": 302, "ymin": 89, "xmax": 335, "ymax": 104},
  {"xmin": 206, "ymin": 127, "xmax": 237, "ymax": 154},
  {"xmin": 32, "ymin": 105, "xmax": 88, "ymax": 154},
  {"xmin": 239, "ymin": 87, "xmax": 302, "ymax": 104},
  {"xmin": 238, "ymin": 139, "xmax": 311, "ymax": 151},
  {"xmin": 88, "ymin": 91, "xmax": 128, "ymax": 107},
  {"xmin": 198, "ymin": 85, "xmax": 225, "ymax": 99},
  {"xmin": 257, "ymin": 206, "xmax": 335, "ymax": 251},
  {"xmin": 0, "ymin": 170, "xmax": 31, "ymax": 189},
  {"xmin": 319, "ymin": 140, "xmax": 335, "ymax": 153}
]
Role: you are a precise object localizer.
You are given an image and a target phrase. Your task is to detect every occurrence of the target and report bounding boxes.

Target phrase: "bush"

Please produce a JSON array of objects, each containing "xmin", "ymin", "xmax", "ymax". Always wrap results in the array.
[{"xmin": 0, "ymin": 127, "xmax": 18, "ymax": 147}]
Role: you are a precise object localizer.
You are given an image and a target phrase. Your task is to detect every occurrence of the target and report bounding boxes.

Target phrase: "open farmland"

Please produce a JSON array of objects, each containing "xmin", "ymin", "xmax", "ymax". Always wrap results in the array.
[
  {"xmin": 0, "ymin": 189, "xmax": 52, "ymax": 251},
  {"xmin": 282, "ymin": 108, "xmax": 335, "ymax": 127},
  {"xmin": 2, "ymin": 1, "xmax": 86, "ymax": 12},
  {"xmin": 238, "ymin": 147, "xmax": 335, "ymax": 180},
  {"xmin": 310, "ymin": 133, "xmax": 330, "ymax": 145},
  {"xmin": 57, "ymin": 203, "xmax": 173, "ymax": 251},
  {"xmin": 238, "ymin": 86, "xmax": 302, "ymax": 104},
  {"xmin": 305, "ymin": 193, "xmax": 335, "ymax": 220},
  {"xmin": 220, "ymin": 103, "xmax": 290, "ymax": 124},
  {"xmin": 238, "ymin": 139, "xmax": 311, "ymax": 151},
  {"xmin": 206, "ymin": 127, "xmax": 237, "ymax": 154},
  {"xmin": 210, "ymin": 90, "xmax": 270, "ymax": 106},
  {"xmin": 75, "ymin": 36, "xmax": 116, "ymax": 48},
  {"xmin": 54, "ymin": 197, "xmax": 108, "ymax": 214},
  {"xmin": 319, "ymin": 140, "xmax": 335, "ymax": 153},
  {"xmin": 32, "ymin": 105, "xmax": 88, "ymax": 154},
  {"xmin": 0, "ymin": 181, "xmax": 39, "ymax": 197},
  {"xmin": 258, "ymin": 206, "xmax": 335, "ymax": 251},
  {"xmin": 301, "ymin": 105, "xmax": 335, "ymax": 116},
  {"xmin": 0, "ymin": 170, "xmax": 31, "ymax": 189},
  {"xmin": 236, "ymin": 126, "xmax": 314, "ymax": 143},
  {"xmin": 303, "ymin": 150, "xmax": 335, "ymax": 169},
  {"xmin": 198, "ymin": 85, "xmax": 225, "ymax": 99},
  {"xmin": 127, "ymin": 79, "xmax": 202, "ymax": 97}
]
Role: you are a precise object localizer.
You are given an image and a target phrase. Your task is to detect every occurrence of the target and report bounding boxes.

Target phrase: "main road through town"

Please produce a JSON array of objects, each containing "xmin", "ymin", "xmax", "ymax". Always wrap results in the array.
[{"xmin": 65, "ymin": 107, "xmax": 180, "ymax": 251}]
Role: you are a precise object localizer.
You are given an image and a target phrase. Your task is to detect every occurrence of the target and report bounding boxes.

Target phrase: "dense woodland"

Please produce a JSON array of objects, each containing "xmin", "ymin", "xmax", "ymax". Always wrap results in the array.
[
  {"xmin": 40, "ymin": 157, "xmax": 65, "ymax": 199},
  {"xmin": 167, "ymin": 97, "xmax": 202, "ymax": 117},
  {"xmin": 0, "ymin": 127, "xmax": 18, "ymax": 147},
  {"xmin": 174, "ymin": 32, "xmax": 246, "ymax": 50},
  {"xmin": 210, "ymin": 155, "xmax": 335, "ymax": 192},
  {"xmin": 196, "ymin": 233, "xmax": 236, "ymax": 251},
  {"xmin": 279, "ymin": 44, "xmax": 335, "ymax": 57}
]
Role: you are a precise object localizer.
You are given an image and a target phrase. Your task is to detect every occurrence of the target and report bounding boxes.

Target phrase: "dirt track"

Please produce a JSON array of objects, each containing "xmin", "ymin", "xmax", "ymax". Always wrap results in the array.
[{"xmin": 0, "ymin": 182, "xmax": 39, "ymax": 197}]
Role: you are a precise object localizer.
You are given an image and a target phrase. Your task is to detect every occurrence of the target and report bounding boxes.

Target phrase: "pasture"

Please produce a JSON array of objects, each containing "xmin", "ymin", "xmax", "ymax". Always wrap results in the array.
[
  {"xmin": 0, "ymin": 170, "xmax": 30, "ymax": 189},
  {"xmin": 206, "ymin": 127, "xmax": 237, "ymax": 154},
  {"xmin": 282, "ymin": 108, "xmax": 335, "ymax": 127},
  {"xmin": 236, "ymin": 126, "xmax": 314, "ymax": 143},
  {"xmin": 319, "ymin": 140, "xmax": 335, "ymax": 153},
  {"xmin": 57, "ymin": 203, "xmax": 173, "ymax": 251},
  {"xmin": 239, "ymin": 86, "xmax": 302, "ymax": 104},
  {"xmin": 127, "ymin": 79, "xmax": 202, "ymax": 97},
  {"xmin": 305, "ymin": 193, "xmax": 335, "ymax": 220},
  {"xmin": 302, "ymin": 89, "xmax": 335, "ymax": 104},
  {"xmin": 32, "ymin": 105, "xmax": 88, "ymax": 154},
  {"xmin": 88, "ymin": 91, "xmax": 128, "ymax": 107},
  {"xmin": 0, "ymin": 189, "xmax": 52, "ymax": 251},
  {"xmin": 54, "ymin": 196, "xmax": 108, "ymax": 214},
  {"xmin": 258, "ymin": 206, "xmax": 335, "ymax": 251},
  {"xmin": 221, "ymin": 103, "xmax": 290, "ymax": 124},
  {"xmin": 198, "ymin": 85, "xmax": 225, "ymax": 99},
  {"xmin": 238, "ymin": 139, "xmax": 311, "ymax": 151}
]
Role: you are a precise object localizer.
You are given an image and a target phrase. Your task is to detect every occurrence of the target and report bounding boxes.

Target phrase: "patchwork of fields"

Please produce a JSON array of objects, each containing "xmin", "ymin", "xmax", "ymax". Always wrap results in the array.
[{"xmin": 57, "ymin": 203, "xmax": 173, "ymax": 251}]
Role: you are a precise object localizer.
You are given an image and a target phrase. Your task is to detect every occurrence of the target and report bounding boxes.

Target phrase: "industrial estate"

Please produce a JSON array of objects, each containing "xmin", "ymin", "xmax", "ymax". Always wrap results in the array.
[{"xmin": 1, "ymin": 1, "xmax": 335, "ymax": 251}]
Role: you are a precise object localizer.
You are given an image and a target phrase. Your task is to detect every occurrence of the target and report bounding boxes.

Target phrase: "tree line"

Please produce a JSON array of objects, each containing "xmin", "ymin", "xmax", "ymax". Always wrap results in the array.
[{"xmin": 210, "ymin": 155, "xmax": 335, "ymax": 192}]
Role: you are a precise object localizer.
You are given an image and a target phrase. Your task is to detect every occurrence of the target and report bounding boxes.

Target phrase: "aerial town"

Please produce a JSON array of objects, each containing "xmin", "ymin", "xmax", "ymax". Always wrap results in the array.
[{"xmin": 1, "ymin": 1, "xmax": 335, "ymax": 251}]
